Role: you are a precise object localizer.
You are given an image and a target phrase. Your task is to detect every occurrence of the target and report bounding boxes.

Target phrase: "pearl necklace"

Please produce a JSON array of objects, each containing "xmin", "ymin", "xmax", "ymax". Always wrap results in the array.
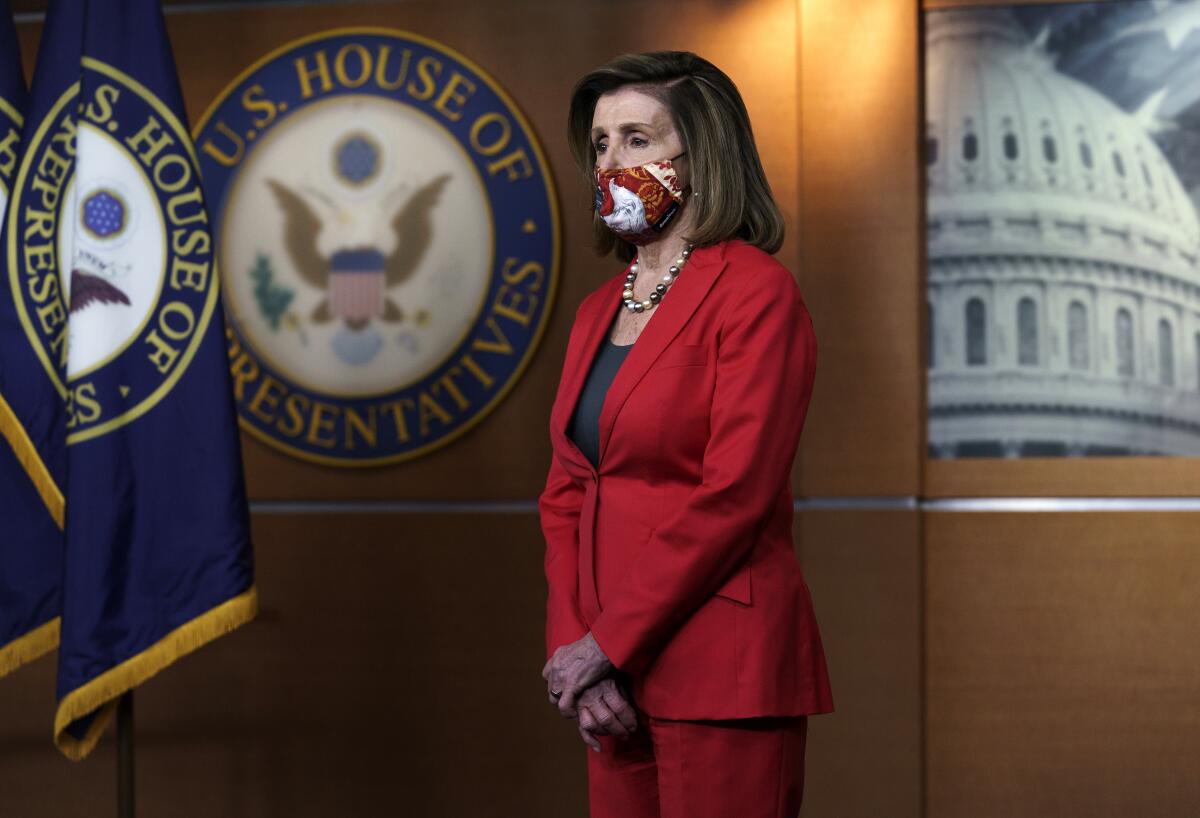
[{"xmin": 622, "ymin": 244, "xmax": 695, "ymax": 313}]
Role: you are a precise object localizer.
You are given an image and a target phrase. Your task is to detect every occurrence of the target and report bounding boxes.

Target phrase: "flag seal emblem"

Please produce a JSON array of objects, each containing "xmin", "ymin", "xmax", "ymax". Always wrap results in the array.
[
  {"xmin": 194, "ymin": 28, "xmax": 560, "ymax": 467},
  {"xmin": 6, "ymin": 57, "xmax": 219, "ymax": 444}
]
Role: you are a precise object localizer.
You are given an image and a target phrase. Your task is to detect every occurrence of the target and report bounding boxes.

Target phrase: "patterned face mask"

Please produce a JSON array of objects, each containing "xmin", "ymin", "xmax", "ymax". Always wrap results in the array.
[{"xmin": 594, "ymin": 152, "xmax": 687, "ymax": 244}]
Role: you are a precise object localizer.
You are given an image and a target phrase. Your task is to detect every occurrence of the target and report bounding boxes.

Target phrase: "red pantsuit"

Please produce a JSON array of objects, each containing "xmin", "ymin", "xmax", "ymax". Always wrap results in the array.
[
  {"xmin": 588, "ymin": 714, "xmax": 808, "ymax": 818},
  {"xmin": 540, "ymin": 240, "xmax": 833, "ymax": 815}
]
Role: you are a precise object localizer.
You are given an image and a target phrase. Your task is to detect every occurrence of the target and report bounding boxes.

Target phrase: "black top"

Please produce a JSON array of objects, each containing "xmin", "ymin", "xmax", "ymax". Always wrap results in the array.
[{"xmin": 568, "ymin": 337, "xmax": 633, "ymax": 468}]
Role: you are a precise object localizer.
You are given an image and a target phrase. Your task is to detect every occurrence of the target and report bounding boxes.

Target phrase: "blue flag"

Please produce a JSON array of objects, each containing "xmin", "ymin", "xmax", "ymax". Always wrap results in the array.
[
  {"xmin": 0, "ymin": 0, "xmax": 65, "ymax": 679},
  {"xmin": 6, "ymin": 0, "xmax": 256, "ymax": 758}
]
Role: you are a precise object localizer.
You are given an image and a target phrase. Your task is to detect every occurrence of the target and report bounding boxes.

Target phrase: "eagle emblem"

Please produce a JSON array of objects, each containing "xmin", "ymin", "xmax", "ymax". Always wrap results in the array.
[
  {"xmin": 69, "ymin": 190, "xmax": 133, "ymax": 314},
  {"xmin": 264, "ymin": 174, "xmax": 451, "ymax": 333}
]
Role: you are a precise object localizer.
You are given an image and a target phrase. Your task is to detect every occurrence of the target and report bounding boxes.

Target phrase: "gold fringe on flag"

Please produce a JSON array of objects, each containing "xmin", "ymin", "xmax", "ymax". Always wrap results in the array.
[
  {"xmin": 54, "ymin": 587, "xmax": 258, "ymax": 760},
  {"xmin": 0, "ymin": 618, "xmax": 60, "ymax": 679}
]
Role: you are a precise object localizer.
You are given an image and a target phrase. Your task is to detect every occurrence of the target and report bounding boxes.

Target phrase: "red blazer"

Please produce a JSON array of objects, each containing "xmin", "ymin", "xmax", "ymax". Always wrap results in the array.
[{"xmin": 539, "ymin": 239, "xmax": 833, "ymax": 720}]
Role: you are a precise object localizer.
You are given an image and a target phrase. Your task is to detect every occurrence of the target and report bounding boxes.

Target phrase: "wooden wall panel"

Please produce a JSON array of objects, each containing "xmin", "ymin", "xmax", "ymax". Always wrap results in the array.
[
  {"xmin": 0, "ymin": 512, "xmax": 588, "ymax": 818},
  {"xmin": 797, "ymin": 510, "xmax": 923, "ymax": 818},
  {"xmin": 926, "ymin": 456, "xmax": 1200, "ymax": 498},
  {"xmin": 0, "ymin": 657, "xmax": 113, "ymax": 813},
  {"xmin": 926, "ymin": 512, "xmax": 1200, "ymax": 818},
  {"xmin": 796, "ymin": 0, "xmax": 923, "ymax": 497}
]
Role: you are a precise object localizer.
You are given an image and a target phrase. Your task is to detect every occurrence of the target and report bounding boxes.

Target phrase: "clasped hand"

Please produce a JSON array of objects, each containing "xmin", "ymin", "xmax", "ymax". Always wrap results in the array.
[{"xmin": 542, "ymin": 633, "xmax": 636, "ymax": 751}]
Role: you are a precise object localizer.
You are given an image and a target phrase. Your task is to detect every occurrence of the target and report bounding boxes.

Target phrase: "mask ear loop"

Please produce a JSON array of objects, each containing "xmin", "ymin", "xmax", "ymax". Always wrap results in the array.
[{"xmin": 668, "ymin": 151, "xmax": 692, "ymax": 199}]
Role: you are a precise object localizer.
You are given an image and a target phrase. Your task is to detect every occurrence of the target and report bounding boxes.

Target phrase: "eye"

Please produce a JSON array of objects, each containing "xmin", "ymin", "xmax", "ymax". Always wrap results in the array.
[
  {"xmin": 629, "ymin": 136, "xmax": 648, "ymax": 148},
  {"xmin": 594, "ymin": 141, "xmax": 607, "ymax": 154}
]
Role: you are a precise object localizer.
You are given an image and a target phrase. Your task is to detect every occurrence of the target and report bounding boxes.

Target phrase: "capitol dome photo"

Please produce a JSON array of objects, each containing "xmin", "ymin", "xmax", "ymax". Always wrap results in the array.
[{"xmin": 926, "ymin": 7, "xmax": 1200, "ymax": 457}]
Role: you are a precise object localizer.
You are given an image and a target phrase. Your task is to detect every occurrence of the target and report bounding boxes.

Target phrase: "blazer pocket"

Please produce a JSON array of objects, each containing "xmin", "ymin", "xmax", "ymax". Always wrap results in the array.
[
  {"xmin": 654, "ymin": 344, "xmax": 709, "ymax": 370},
  {"xmin": 714, "ymin": 563, "xmax": 752, "ymax": 606}
]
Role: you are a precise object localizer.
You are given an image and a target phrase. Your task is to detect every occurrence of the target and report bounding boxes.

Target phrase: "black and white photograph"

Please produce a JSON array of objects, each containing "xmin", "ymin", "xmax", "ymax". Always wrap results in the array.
[{"xmin": 927, "ymin": 1, "xmax": 1200, "ymax": 457}]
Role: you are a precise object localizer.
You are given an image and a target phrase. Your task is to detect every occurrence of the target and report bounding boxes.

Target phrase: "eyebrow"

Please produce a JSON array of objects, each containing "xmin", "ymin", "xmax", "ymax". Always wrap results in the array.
[{"xmin": 591, "ymin": 122, "xmax": 656, "ymax": 140}]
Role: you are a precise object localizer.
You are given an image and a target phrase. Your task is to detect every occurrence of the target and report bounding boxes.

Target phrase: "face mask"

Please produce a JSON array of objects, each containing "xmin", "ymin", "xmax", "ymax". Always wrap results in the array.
[{"xmin": 594, "ymin": 152, "xmax": 687, "ymax": 245}]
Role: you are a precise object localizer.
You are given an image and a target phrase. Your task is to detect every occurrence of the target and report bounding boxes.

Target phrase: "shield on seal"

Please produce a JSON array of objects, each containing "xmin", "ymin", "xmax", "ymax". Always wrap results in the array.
[{"xmin": 328, "ymin": 248, "xmax": 385, "ymax": 321}]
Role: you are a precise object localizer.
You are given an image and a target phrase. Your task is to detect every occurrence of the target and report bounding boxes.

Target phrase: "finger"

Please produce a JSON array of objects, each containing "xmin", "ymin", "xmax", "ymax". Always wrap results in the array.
[
  {"xmin": 579, "ymin": 725, "xmax": 602, "ymax": 753},
  {"xmin": 542, "ymin": 657, "xmax": 552, "ymax": 680},
  {"xmin": 577, "ymin": 705, "xmax": 600, "ymax": 733},
  {"xmin": 558, "ymin": 685, "xmax": 580, "ymax": 718},
  {"xmin": 602, "ymin": 689, "xmax": 638, "ymax": 733},
  {"xmin": 587, "ymin": 698, "xmax": 627, "ymax": 738}
]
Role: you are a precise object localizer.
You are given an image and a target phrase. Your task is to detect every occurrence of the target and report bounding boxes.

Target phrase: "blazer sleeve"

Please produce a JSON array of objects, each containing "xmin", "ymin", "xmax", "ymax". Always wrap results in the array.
[
  {"xmin": 539, "ymin": 452, "xmax": 589, "ymax": 658},
  {"xmin": 588, "ymin": 264, "xmax": 818, "ymax": 674}
]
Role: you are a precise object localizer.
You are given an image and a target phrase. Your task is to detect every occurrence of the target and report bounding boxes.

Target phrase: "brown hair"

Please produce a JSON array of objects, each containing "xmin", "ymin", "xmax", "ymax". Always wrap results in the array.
[{"xmin": 567, "ymin": 51, "xmax": 785, "ymax": 262}]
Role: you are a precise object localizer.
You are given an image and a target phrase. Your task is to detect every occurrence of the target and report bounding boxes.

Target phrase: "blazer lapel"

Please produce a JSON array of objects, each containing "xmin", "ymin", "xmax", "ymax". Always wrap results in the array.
[
  {"xmin": 596, "ymin": 244, "xmax": 728, "ymax": 465},
  {"xmin": 551, "ymin": 271, "xmax": 626, "ymax": 472}
]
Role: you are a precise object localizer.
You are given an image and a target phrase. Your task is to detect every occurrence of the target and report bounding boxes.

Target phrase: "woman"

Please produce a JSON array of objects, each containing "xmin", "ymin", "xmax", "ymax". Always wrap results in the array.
[{"xmin": 540, "ymin": 51, "xmax": 833, "ymax": 818}]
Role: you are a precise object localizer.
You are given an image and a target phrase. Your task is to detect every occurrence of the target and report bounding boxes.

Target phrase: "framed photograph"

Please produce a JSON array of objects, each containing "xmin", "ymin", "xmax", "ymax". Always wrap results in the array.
[{"xmin": 924, "ymin": 1, "xmax": 1200, "ymax": 494}]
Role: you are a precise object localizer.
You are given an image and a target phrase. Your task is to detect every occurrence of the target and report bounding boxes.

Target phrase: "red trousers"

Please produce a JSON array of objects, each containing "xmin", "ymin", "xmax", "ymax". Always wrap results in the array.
[{"xmin": 587, "ymin": 715, "xmax": 808, "ymax": 818}]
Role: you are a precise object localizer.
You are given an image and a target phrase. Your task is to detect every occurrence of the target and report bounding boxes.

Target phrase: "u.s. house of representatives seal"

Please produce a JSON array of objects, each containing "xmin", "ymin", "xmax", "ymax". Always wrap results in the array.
[
  {"xmin": 194, "ymin": 28, "xmax": 559, "ymax": 466},
  {"xmin": 7, "ymin": 58, "xmax": 219, "ymax": 443}
]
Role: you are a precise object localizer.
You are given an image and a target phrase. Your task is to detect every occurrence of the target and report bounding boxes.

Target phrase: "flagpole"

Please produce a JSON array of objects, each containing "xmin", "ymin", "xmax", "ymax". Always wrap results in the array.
[{"xmin": 117, "ymin": 691, "xmax": 135, "ymax": 818}]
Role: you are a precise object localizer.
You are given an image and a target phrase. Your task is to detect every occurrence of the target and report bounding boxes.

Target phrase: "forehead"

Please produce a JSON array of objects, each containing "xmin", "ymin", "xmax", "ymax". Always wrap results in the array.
[{"xmin": 591, "ymin": 86, "xmax": 672, "ymax": 131}]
